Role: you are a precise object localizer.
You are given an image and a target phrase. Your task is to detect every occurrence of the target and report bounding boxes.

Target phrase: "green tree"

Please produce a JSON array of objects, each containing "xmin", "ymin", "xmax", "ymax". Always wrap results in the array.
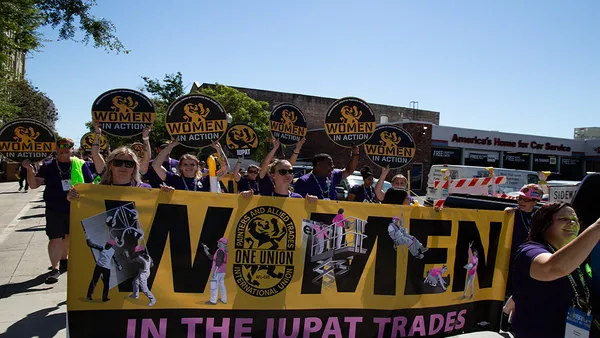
[
  {"xmin": 0, "ymin": 78, "xmax": 58, "ymax": 127},
  {"xmin": 1, "ymin": 0, "xmax": 127, "ymax": 76},
  {"xmin": 198, "ymin": 83, "xmax": 271, "ymax": 160}
]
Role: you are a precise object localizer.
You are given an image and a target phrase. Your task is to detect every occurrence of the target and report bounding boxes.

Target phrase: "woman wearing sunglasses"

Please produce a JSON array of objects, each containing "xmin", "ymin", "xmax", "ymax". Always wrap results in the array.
[
  {"xmin": 152, "ymin": 140, "xmax": 228, "ymax": 192},
  {"xmin": 244, "ymin": 159, "xmax": 317, "ymax": 201},
  {"xmin": 502, "ymin": 183, "xmax": 543, "ymax": 328},
  {"xmin": 67, "ymin": 147, "xmax": 159, "ymax": 201},
  {"xmin": 511, "ymin": 202, "xmax": 600, "ymax": 337},
  {"xmin": 233, "ymin": 163, "xmax": 260, "ymax": 194}
]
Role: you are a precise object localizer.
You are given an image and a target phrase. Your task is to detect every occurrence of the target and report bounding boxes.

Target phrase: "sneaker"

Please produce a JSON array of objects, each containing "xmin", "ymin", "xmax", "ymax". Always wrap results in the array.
[
  {"xmin": 421, "ymin": 247, "xmax": 429, "ymax": 253},
  {"xmin": 148, "ymin": 299, "xmax": 156, "ymax": 307},
  {"xmin": 18, "ymin": 187, "xmax": 22, "ymax": 191},
  {"xmin": 128, "ymin": 293, "xmax": 139, "ymax": 299},
  {"xmin": 205, "ymin": 301, "xmax": 217, "ymax": 305},
  {"xmin": 59, "ymin": 259, "xmax": 68, "ymax": 273},
  {"xmin": 102, "ymin": 297, "xmax": 110, "ymax": 302},
  {"xmin": 24, "ymin": 190, "xmax": 28, "ymax": 193},
  {"xmin": 45, "ymin": 269, "xmax": 60, "ymax": 284},
  {"xmin": 218, "ymin": 299, "xmax": 227, "ymax": 304},
  {"xmin": 86, "ymin": 295, "xmax": 93, "ymax": 301}
]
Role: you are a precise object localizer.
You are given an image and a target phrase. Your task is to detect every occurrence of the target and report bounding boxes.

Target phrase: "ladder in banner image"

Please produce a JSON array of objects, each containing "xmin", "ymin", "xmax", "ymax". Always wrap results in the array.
[{"xmin": 303, "ymin": 217, "xmax": 368, "ymax": 285}]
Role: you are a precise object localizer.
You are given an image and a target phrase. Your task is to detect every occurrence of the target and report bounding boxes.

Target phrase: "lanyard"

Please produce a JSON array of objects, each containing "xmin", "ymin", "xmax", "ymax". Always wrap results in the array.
[
  {"xmin": 547, "ymin": 244, "xmax": 591, "ymax": 312},
  {"xmin": 56, "ymin": 160, "xmax": 72, "ymax": 179},
  {"xmin": 363, "ymin": 185, "xmax": 377, "ymax": 203},
  {"xmin": 518, "ymin": 210, "xmax": 532, "ymax": 232},
  {"xmin": 181, "ymin": 177, "xmax": 198, "ymax": 191},
  {"xmin": 248, "ymin": 178, "xmax": 259, "ymax": 194},
  {"xmin": 311, "ymin": 173, "xmax": 330, "ymax": 199}
]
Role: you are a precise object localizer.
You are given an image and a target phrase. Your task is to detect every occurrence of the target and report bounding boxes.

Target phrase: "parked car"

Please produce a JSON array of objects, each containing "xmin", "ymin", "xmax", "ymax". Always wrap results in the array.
[{"xmin": 336, "ymin": 174, "xmax": 392, "ymax": 200}]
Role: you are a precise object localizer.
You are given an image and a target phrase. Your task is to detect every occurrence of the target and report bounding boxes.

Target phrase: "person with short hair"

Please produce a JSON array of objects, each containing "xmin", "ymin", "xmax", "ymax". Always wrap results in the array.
[
  {"xmin": 347, "ymin": 166, "xmax": 378, "ymax": 203},
  {"xmin": 85, "ymin": 238, "xmax": 122, "ymax": 302},
  {"xmin": 502, "ymin": 183, "xmax": 543, "ymax": 325},
  {"xmin": 293, "ymin": 145, "xmax": 359, "ymax": 200},
  {"xmin": 511, "ymin": 202, "xmax": 600, "ymax": 337},
  {"xmin": 23, "ymin": 137, "xmax": 94, "ymax": 283},
  {"xmin": 233, "ymin": 163, "xmax": 260, "ymax": 194}
]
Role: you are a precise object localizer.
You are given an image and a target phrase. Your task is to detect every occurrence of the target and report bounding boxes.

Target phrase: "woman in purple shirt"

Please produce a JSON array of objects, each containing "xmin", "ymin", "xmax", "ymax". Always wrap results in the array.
[
  {"xmin": 512, "ymin": 202, "xmax": 600, "ymax": 337},
  {"xmin": 67, "ymin": 147, "xmax": 164, "ymax": 201}
]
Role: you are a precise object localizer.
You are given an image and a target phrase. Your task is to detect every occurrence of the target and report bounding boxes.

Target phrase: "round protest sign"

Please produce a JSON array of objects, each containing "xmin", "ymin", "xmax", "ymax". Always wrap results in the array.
[
  {"xmin": 165, "ymin": 94, "xmax": 228, "ymax": 148},
  {"xmin": 0, "ymin": 119, "xmax": 56, "ymax": 162},
  {"xmin": 91, "ymin": 89, "xmax": 155, "ymax": 137},
  {"xmin": 80, "ymin": 132, "xmax": 108, "ymax": 151},
  {"xmin": 363, "ymin": 125, "xmax": 416, "ymax": 169},
  {"xmin": 130, "ymin": 142, "xmax": 145, "ymax": 160},
  {"xmin": 325, "ymin": 97, "xmax": 376, "ymax": 148},
  {"xmin": 225, "ymin": 124, "xmax": 260, "ymax": 157},
  {"xmin": 269, "ymin": 103, "xmax": 307, "ymax": 145}
]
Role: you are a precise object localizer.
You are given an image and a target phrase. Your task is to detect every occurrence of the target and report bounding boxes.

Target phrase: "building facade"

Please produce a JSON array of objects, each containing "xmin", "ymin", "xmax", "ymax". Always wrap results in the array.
[
  {"xmin": 192, "ymin": 83, "xmax": 440, "ymax": 129},
  {"xmin": 575, "ymin": 127, "xmax": 600, "ymax": 140}
]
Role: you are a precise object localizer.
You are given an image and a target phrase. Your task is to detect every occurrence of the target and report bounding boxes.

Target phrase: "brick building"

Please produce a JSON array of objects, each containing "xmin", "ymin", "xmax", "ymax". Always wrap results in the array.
[{"xmin": 191, "ymin": 83, "xmax": 438, "ymax": 193}]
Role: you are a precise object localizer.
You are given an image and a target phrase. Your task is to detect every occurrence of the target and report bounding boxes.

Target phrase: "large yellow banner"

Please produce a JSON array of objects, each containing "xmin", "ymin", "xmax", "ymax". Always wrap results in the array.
[{"xmin": 67, "ymin": 184, "xmax": 513, "ymax": 337}]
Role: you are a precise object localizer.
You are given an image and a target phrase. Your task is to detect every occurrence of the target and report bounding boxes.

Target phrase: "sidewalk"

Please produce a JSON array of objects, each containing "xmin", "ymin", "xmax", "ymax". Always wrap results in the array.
[{"xmin": 0, "ymin": 182, "xmax": 67, "ymax": 338}]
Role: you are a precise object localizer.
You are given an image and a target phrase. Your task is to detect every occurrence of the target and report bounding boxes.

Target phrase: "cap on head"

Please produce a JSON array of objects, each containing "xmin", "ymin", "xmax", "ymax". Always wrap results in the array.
[
  {"xmin": 107, "ymin": 239, "xmax": 116, "ymax": 246},
  {"xmin": 218, "ymin": 238, "xmax": 228, "ymax": 245},
  {"xmin": 392, "ymin": 216, "xmax": 399, "ymax": 221},
  {"xmin": 517, "ymin": 184, "xmax": 543, "ymax": 201},
  {"xmin": 134, "ymin": 245, "xmax": 145, "ymax": 253}
]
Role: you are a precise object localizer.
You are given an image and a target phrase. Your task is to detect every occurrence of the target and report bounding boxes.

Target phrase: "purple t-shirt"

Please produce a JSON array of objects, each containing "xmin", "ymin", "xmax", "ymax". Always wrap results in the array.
[
  {"xmin": 293, "ymin": 170, "xmax": 343, "ymax": 200},
  {"xmin": 258, "ymin": 175, "xmax": 274, "ymax": 196},
  {"xmin": 237, "ymin": 177, "xmax": 259, "ymax": 194},
  {"xmin": 349, "ymin": 184, "xmax": 377, "ymax": 202},
  {"xmin": 164, "ymin": 171, "xmax": 209, "ymax": 192},
  {"xmin": 145, "ymin": 158, "xmax": 179, "ymax": 188},
  {"xmin": 37, "ymin": 159, "xmax": 94, "ymax": 212},
  {"xmin": 272, "ymin": 191, "xmax": 303, "ymax": 198},
  {"xmin": 512, "ymin": 241, "xmax": 575, "ymax": 338}
]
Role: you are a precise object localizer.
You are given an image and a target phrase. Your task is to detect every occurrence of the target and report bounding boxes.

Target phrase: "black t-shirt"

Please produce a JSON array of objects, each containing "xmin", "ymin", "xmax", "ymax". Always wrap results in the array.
[
  {"xmin": 237, "ymin": 177, "xmax": 259, "ymax": 194},
  {"xmin": 349, "ymin": 184, "xmax": 377, "ymax": 203}
]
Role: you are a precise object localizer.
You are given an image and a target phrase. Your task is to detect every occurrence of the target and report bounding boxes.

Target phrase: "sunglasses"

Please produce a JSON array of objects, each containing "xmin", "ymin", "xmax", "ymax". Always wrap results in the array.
[
  {"xmin": 57, "ymin": 143, "xmax": 73, "ymax": 149},
  {"xmin": 112, "ymin": 159, "xmax": 135, "ymax": 168},
  {"xmin": 247, "ymin": 170, "xmax": 258, "ymax": 174},
  {"xmin": 276, "ymin": 169, "xmax": 294, "ymax": 175}
]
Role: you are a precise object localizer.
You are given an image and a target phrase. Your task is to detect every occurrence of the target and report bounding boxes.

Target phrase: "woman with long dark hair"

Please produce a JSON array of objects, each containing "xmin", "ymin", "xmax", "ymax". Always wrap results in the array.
[{"xmin": 511, "ymin": 202, "xmax": 600, "ymax": 337}]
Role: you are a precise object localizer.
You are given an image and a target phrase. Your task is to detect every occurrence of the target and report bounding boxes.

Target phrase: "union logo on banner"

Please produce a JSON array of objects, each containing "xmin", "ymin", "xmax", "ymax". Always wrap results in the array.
[
  {"xmin": 165, "ymin": 94, "xmax": 228, "ymax": 148},
  {"xmin": 80, "ymin": 132, "xmax": 108, "ymax": 151},
  {"xmin": 91, "ymin": 89, "xmax": 155, "ymax": 137},
  {"xmin": 0, "ymin": 119, "xmax": 56, "ymax": 162},
  {"xmin": 363, "ymin": 125, "xmax": 416, "ymax": 169},
  {"xmin": 225, "ymin": 124, "xmax": 260, "ymax": 157},
  {"xmin": 325, "ymin": 97, "xmax": 376, "ymax": 148},
  {"xmin": 269, "ymin": 103, "xmax": 307, "ymax": 145}
]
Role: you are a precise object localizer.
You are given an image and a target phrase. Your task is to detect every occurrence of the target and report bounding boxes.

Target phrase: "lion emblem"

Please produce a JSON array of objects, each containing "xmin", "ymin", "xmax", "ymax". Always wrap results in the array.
[
  {"xmin": 183, "ymin": 103, "xmax": 210, "ymax": 123},
  {"xmin": 280, "ymin": 109, "xmax": 298, "ymax": 126},
  {"xmin": 111, "ymin": 96, "xmax": 139, "ymax": 113},
  {"xmin": 379, "ymin": 131, "xmax": 401, "ymax": 147},
  {"xmin": 227, "ymin": 126, "xmax": 258, "ymax": 150},
  {"xmin": 243, "ymin": 216, "xmax": 287, "ymax": 286},
  {"xmin": 13, "ymin": 126, "xmax": 40, "ymax": 144},
  {"xmin": 84, "ymin": 133, "xmax": 106, "ymax": 149},
  {"xmin": 340, "ymin": 105, "xmax": 362, "ymax": 124}
]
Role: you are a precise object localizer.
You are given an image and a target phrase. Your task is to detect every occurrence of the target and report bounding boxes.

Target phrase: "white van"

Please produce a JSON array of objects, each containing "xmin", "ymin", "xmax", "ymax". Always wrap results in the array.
[{"xmin": 426, "ymin": 165, "xmax": 539, "ymax": 202}]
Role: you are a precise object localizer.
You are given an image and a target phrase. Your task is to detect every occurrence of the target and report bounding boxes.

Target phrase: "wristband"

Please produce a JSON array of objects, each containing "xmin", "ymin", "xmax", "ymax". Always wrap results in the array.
[
  {"xmin": 293, "ymin": 151, "xmax": 300, "ymax": 154},
  {"xmin": 142, "ymin": 137, "xmax": 149, "ymax": 141}
]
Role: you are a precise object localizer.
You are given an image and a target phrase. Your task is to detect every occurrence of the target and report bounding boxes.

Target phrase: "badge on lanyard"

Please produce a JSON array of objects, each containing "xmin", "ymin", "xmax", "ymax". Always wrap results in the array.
[
  {"xmin": 565, "ymin": 306, "xmax": 592, "ymax": 338},
  {"xmin": 61, "ymin": 179, "xmax": 72, "ymax": 192}
]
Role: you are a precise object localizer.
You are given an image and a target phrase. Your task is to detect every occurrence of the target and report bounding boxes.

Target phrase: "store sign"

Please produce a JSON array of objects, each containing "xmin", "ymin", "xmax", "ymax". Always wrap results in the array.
[
  {"xmin": 432, "ymin": 148, "xmax": 460, "ymax": 158},
  {"xmin": 504, "ymin": 153, "xmax": 528, "ymax": 163},
  {"xmin": 450, "ymin": 134, "xmax": 572, "ymax": 152},
  {"xmin": 562, "ymin": 158, "xmax": 581, "ymax": 166}
]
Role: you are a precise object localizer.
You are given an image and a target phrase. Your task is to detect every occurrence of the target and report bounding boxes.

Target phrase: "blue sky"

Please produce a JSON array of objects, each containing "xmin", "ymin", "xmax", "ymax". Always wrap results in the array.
[{"xmin": 26, "ymin": 0, "xmax": 599, "ymax": 143}]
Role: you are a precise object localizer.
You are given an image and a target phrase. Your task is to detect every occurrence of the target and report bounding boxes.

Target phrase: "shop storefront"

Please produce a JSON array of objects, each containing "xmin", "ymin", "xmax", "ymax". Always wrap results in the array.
[{"xmin": 431, "ymin": 126, "xmax": 588, "ymax": 180}]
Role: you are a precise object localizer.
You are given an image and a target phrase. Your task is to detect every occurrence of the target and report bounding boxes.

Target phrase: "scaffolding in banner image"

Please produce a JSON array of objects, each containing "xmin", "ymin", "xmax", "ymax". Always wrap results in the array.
[{"xmin": 302, "ymin": 217, "xmax": 368, "ymax": 286}]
